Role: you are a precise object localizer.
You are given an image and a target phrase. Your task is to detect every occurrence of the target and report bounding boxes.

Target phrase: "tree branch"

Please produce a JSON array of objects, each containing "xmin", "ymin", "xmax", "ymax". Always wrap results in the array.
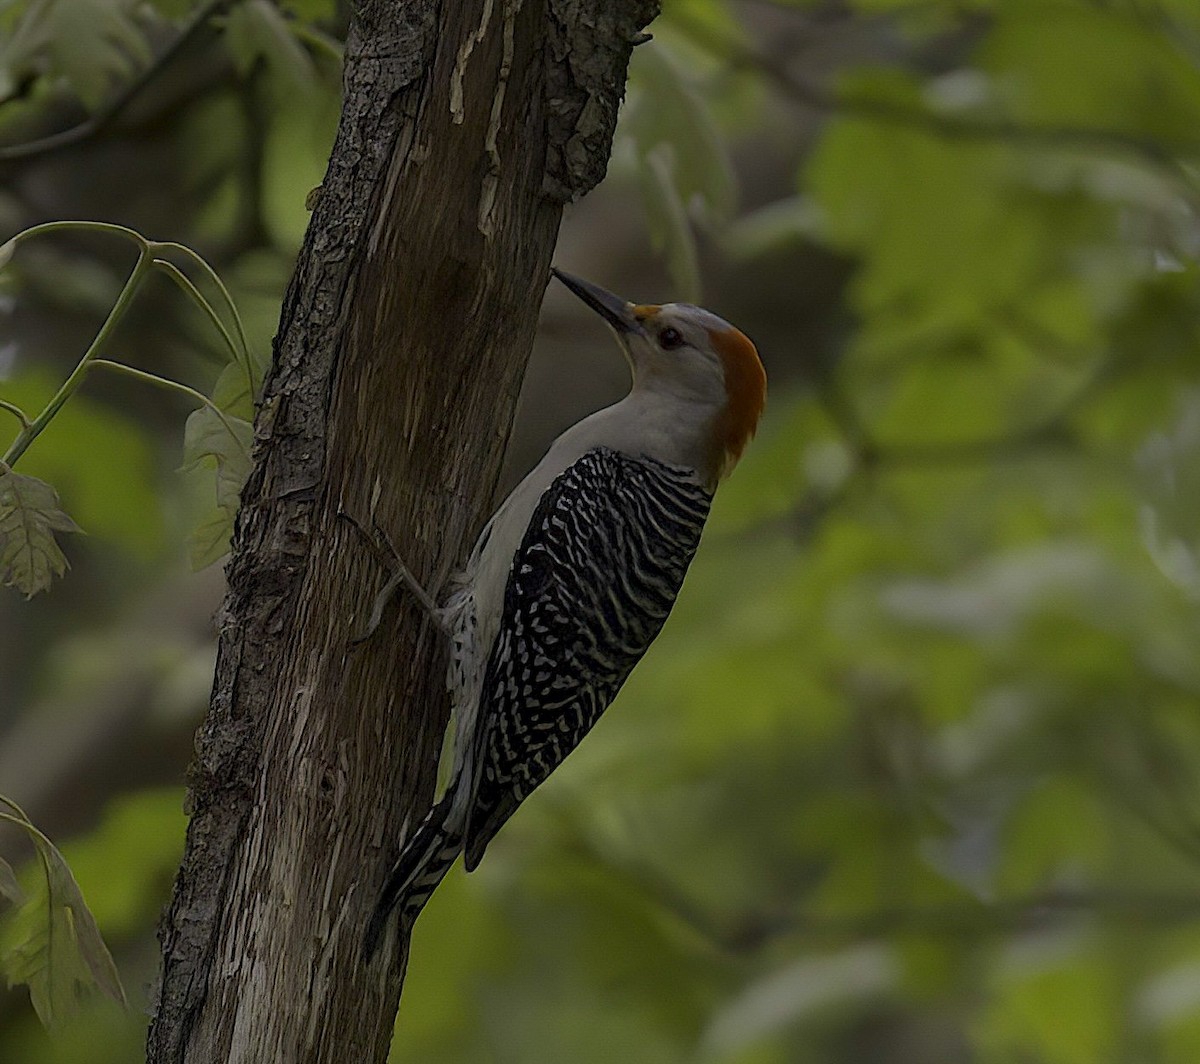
[
  {"xmin": 593, "ymin": 841, "xmax": 1200, "ymax": 954},
  {"xmin": 0, "ymin": 399, "xmax": 31, "ymax": 431},
  {"xmin": 146, "ymin": 1, "xmax": 659, "ymax": 1061},
  {"xmin": 684, "ymin": 888, "xmax": 1200, "ymax": 954}
]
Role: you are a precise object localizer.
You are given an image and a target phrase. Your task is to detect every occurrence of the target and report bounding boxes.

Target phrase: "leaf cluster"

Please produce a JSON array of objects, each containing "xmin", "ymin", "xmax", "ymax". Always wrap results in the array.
[
  {"xmin": 0, "ymin": 221, "xmax": 260, "ymax": 595},
  {"xmin": 0, "ymin": 797, "xmax": 125, "ymax": 1029}
]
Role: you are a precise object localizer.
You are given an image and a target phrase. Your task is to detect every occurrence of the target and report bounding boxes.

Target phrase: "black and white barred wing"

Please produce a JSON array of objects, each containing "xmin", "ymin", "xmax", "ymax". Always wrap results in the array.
[{"xmin": 463, "ymin": 446, "xmax": 712, "ymax": 869}]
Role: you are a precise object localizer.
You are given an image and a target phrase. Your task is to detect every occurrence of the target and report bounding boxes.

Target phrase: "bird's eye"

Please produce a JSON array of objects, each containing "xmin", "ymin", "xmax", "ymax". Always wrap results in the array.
[{"xmin": 659, "ymin": 327, "xmax": 684, "ymax": 350}]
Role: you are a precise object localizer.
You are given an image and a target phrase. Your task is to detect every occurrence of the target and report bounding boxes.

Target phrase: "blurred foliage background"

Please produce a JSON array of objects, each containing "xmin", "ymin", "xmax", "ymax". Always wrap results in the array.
[{"xmin": 4, "ymin": 0, "xmax": 1200, "ymax": 1060}]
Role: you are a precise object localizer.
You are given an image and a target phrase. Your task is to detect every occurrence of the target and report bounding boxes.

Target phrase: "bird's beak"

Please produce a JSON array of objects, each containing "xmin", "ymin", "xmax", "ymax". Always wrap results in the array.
[{"xmin": 551, "ymin": 268, "xmax": 642, "ymax": 334}]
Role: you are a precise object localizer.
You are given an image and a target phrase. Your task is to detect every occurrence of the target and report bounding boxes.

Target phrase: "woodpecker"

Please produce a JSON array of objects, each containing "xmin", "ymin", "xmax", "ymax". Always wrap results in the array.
[{"xmin": 364, "ymin": 269, "xmax": 765, "ymax": 956}]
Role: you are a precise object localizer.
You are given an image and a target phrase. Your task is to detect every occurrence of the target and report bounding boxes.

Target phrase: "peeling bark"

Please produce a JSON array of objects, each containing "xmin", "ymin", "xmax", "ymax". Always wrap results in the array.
[{"xmin": 146, "ymin": 1, "xmax": 657, "ymax": 1060}]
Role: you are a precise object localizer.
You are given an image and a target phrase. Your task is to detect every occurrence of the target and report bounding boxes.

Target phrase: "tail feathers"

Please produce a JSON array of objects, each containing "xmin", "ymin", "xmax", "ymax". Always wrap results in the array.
[{"xmin": 363, "ymin": 792, "xmax": 463, "ymax": 961}]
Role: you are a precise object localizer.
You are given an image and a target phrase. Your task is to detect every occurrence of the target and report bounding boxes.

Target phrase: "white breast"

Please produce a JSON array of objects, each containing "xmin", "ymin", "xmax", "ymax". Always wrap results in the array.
[{"xmin": 434, "ymin": 386, "xmax": 720, "ymax": 791}]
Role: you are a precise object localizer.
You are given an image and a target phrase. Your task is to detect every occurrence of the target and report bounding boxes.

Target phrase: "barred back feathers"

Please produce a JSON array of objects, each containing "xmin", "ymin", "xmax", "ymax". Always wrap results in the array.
[{"xmin": 364, "ymin": 448, "xmax": 710, "ymax": 957}]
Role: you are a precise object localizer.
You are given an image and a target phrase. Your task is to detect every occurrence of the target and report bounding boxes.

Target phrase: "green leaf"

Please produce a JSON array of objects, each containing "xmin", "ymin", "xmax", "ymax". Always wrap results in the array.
[
  {"xmin": 164, "ymin": 249, "xmax": 261, "ymax": 570},
  {"xmin": 979, "ymin": 6, "xmax": 1200, "ymax": 146},
  {"xmin": 0, "ymin": 858, "xmax": 25, "ymax": 911},
  {"xmin": 224, "ymin": 0, "xmax": 316, "ymax": 100},
  {"xmin": 976, "ymin": 942, "xmax": 1120, "ymax": 1064},
  {"xmin": 182, "ymin": 405, "xmax": 252, "ymax": 568},
  {"xmin": 998, "ymin": 777, "xmax": 1110, "ymax": 894},
  {"xmin": 0, "ymin": 467, "xmax": 82, "ymax": 597},
  {"xmin": 187, "ymin": 503, "xmax": 237, "ymax": 570},
  {"xmin": 805, "ymin": 69, "xmax": 1127, "ymax": 367},
  {"xmin": 54, "ymin": 788, "xmax": 187, "ymax": 938},
  {"xmin": 210, "ymin": 358, "xmax": 257, "ymax": 422},
  {"xmin": 182, "ymin": 405, "xmax": 252, "ymax": 508},
  {"xmin": 0, "ymin": 814, "xmax": 126, "ymax": 1028},
  {"xmin": 0, "ymin": 0, "xmax": 156, "ymax": 111},
  {"xmin": 1, "ymin": 370, "xmax": 165, "ymax": 555}
]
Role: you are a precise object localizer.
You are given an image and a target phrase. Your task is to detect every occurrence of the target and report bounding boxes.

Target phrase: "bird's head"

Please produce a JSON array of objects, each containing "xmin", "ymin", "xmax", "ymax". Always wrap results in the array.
[{"xmin": 552, "ymin": 268, "xmax": 766, "ymax": 485}]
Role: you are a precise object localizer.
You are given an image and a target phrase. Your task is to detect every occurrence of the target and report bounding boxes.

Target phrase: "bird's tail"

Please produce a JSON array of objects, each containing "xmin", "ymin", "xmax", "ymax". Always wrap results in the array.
[{"xmin": 363, "ymin": 789, "xmax": 464, "ymax": 961}]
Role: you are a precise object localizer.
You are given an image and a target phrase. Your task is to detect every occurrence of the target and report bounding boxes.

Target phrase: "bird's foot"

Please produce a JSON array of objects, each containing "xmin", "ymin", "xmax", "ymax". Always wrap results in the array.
[{"xmin": 337, "ymin": 509, "xmax": 446, "ymax": 644}]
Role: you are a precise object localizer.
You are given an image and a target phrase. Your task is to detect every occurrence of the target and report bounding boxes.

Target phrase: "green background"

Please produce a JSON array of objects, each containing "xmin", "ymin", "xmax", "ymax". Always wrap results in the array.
[{"xmin": 4, "ymin": 0, "xmax": 1200, "ymax": 1060}]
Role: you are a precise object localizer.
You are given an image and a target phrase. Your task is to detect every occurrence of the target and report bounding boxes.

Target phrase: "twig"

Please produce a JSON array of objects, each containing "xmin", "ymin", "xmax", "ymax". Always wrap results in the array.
[
  {"xmin": 153, "ymin": 240, "xmax": 253, "ymax": 394},
  {"xmin": 2, "ymin": 247, "xmax": 152, "ymax": 467},
  {"xmin": 602, "ymin": 844, "xmax": 1200, "ymax": 953},
  {"xmin": 564, "ymin": 822, "xmax": 1200, "ymax": 954},
  {"xmin": 0, "ymin": 399, "xmax": 31, "ymax": 431},
  {"xmin": 336, "ymin": 510, "xmax": 444, "ymax": 644},
  {"xmin": 152, "ymin": 259, "xmax": 245, "ymax": 376},
  {"xmin": 87, "ymin": 358, "xmax": 250, "ymax": 460}
]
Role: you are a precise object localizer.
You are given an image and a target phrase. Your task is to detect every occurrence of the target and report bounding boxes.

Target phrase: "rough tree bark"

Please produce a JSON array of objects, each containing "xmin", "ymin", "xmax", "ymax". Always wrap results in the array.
[{"xmin": 146, "ymin": 1, "xmax": 657, "ymax": 1060}]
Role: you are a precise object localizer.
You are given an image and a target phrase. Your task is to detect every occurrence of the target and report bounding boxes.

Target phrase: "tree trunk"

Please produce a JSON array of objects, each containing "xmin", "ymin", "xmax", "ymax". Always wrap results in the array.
[{"xmin": 146, "ymin": 1, "xmax": 656, "ymax": 1060}]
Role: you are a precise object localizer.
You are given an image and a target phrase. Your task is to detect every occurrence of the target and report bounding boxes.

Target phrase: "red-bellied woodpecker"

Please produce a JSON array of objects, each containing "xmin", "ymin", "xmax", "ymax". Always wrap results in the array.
[{"xmin": 364, "ymin": 269, "xmax": 765, "ymax": 956}]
